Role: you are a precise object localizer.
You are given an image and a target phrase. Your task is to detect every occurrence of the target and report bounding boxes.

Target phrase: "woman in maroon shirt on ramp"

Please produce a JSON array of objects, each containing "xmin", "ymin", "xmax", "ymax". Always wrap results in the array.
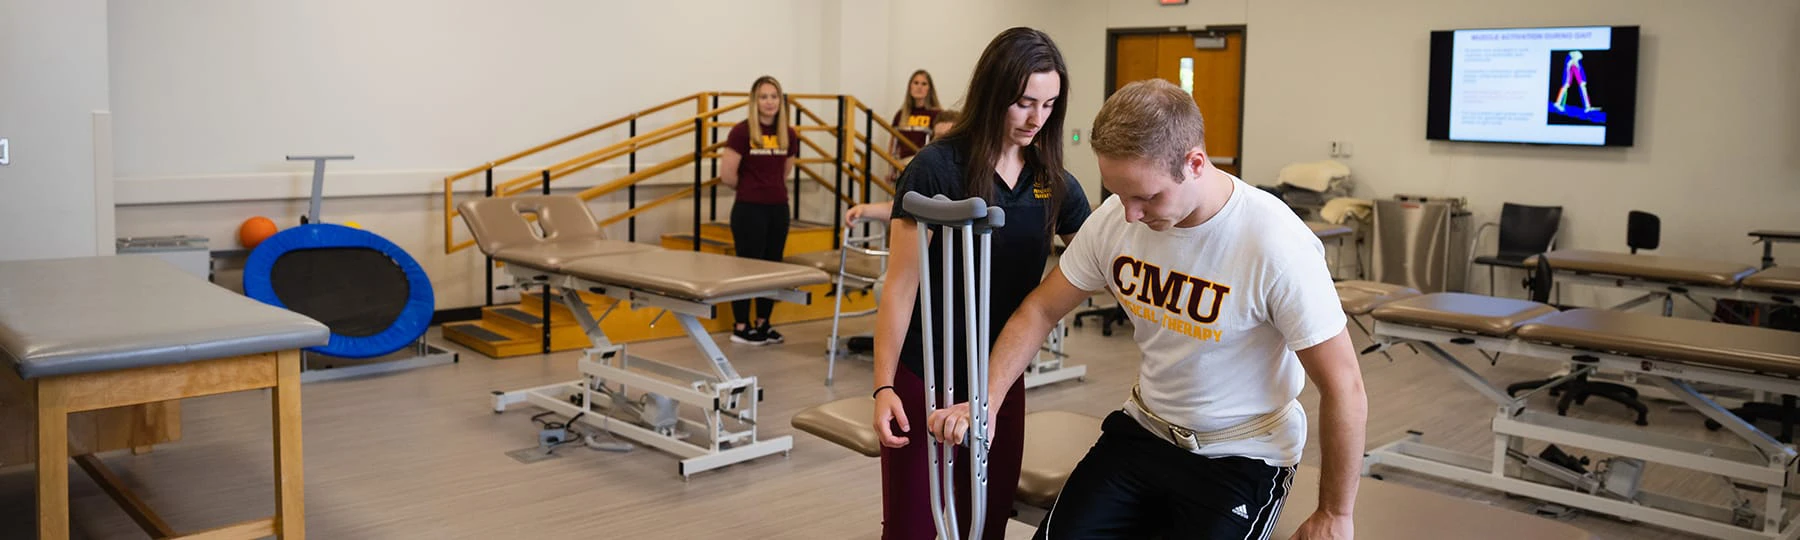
[
  {"xmin": 890, "ymin": 69, "xmax": 942, "ymax": 164},
  {"xmin": 720, "ymin": 75, "xmax": 801, "ymax": 346}
]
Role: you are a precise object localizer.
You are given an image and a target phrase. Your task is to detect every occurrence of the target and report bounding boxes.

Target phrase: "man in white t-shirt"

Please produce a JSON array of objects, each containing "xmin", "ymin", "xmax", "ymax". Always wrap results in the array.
[{"xmin": 928, "ymin": 79, "xmax": 1366, "ymax": 539}]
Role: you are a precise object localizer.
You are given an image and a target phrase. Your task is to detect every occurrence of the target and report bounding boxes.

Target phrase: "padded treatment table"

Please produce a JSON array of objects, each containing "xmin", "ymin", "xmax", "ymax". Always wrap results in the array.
[
  {"xmin": 786, "ymin": 218, "xmax": 891, "ymax": 385},
  {"xmin": 784, "ymin": 249, "xmax": 885, "ymax": 283},
  {"xmin": 791, "ymin": 399, "xmax": 1592, "ymax": 538},
  {"xmin": 1334, "ymin": 280, "xmax": 1420, "ymax": 361},
  {"xmin": 461, "ymin": 195, "xmax": 831, "ymax": 479},
  {"xmin": 1744, "ymin": 266, "xmax": 1800, "ymax": 296},
  {"xmin": 1307, "ymin": 221, "xmax": 1353, "ymax": 240},
  {"xmin": 458, "ymin": 195, "xmax": 657, "ymax": 273},
  {"xmin": 1528, "ymin": 249, "xmax": 1796, "ymax": 315},
  {"xmin": 1366, "ymin": 292, "xmax": 1800, "ymax": 539},
  {"xmin": 1271, "ymin": 466, "xmax": 1593, "ymax": 539},
  {"xmin": 1308, "ymin": 221, "xmax": 1358, "ymax": 279},
  {"xmin": 0, "ymin": 255, "xmax": 328, "ymax": 539},
  {"xmin": 559, "ymin": 249, "xmax": 825, "ymax": 303},
  {"xmin": 1336, "ymin": 280, "xmax": 1420, "ymax": 317},
  {"xmin": 791, "ymin": 396, "xmax": 881, "ymax": 457}
]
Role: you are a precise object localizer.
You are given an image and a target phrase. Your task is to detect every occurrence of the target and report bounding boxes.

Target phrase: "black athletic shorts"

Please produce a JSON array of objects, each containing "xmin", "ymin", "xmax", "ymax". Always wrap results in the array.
[{"xmin": 1033, "ymin": 410, "xmax": 1297, "ymax": 540}]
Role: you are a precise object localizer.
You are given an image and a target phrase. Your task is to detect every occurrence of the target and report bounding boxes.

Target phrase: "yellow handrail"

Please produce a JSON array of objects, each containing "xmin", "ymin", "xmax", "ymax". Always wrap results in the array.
[
  {"xmin": 446, "ymin": 90, "xmax": 907, "ymax": 255},
  {"xmin": 442, "ymin": 92, "xmax": 711, "ymax": 251},
  {"xmin": 795, "ymin": 132, "xmax": 835, "ymax": 159},
  {"xmin": 853, "ymin": 131, "xmax": 909, "ymax": 174},
  {"xmin": 598, "ymin": 177, "xmax": 724, "ymax": 227},
  {"xmin": 790, "ymin": 100, "xmax": 832, "ymax": 128},
  {"xmin": 854, "ymin": 100, "xmax": 920, "ymax": 164},
  {"xmin": 574, "ymin": 149, "xmax": 713, "ymax": 202},
  {"xmin": 497, "ymin": 124, "xmax": 697, "ymax": 197},
  {"xmin": 494, "ymin": 100, "xmax": 747, "ymax": 194},
  {"xmin": 797, "ymin": 164, "xmax": 857, "ymax": 206},
  {"xmin": 445, "ymin": 91, "xmax": 702, "ymax": 184}
]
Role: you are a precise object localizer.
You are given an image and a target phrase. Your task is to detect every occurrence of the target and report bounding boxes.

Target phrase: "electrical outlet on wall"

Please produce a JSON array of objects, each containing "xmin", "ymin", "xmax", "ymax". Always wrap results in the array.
[
  {"xmin": 1328, "ymin": 140, "xmax": 1353, "ymax": 158},
  {"xmin": 1, "ymin": 138, "xmax": 9, "ymax": 166}
]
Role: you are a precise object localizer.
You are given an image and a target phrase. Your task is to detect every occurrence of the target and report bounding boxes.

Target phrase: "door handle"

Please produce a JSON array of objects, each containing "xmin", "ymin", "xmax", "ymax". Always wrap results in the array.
[{"xmin": 1211, "ymin": 156, "xmax": 1235, "ymax": 166}]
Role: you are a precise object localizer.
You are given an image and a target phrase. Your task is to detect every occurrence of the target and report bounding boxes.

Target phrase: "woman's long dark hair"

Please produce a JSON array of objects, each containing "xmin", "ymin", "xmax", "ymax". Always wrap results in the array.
[{"xmin": 940, "ymin": 27, "xmax": 1070, "ymax": 236}]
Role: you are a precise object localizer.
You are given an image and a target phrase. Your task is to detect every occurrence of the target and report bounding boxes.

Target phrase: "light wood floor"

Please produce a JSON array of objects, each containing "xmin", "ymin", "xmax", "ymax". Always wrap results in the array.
[{"xmin": 0, "ymin": 311, "xmax": 1754, "ymax": 539}]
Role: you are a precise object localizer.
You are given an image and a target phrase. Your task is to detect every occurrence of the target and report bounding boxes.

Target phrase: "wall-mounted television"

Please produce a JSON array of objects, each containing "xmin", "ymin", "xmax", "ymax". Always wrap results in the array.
[{"xmin": 1427, "ymin": 25, "xmax": 1640, "ymax": 146}]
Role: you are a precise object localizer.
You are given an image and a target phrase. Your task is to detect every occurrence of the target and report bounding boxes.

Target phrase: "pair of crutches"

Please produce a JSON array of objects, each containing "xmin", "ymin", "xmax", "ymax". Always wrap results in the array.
[{"xmin": 904, "ymin": 191, "xmax": 1004, "ymax": 539}]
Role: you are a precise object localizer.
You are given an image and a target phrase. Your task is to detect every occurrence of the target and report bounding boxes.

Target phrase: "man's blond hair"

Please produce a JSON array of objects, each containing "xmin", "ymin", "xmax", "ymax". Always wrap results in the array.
[{"xmin": 1090, "ymin": 79, "xmax": 1206, "ymax": 180}]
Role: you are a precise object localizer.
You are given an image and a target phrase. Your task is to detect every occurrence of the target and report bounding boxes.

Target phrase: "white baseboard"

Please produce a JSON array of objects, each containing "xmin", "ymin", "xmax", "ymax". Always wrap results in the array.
[{"xmin": 113, "ymin": 162, "xmax": 736, "ymax": 205}]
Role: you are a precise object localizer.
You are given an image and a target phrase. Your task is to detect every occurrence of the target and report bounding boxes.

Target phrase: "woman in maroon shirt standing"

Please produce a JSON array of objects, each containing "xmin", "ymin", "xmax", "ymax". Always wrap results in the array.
[
  {"xmin": 890, "ymin": 70, "xmax": 941, "ymax": 175},
  {"xmin": 720, "ymin": 75, "xmax": 801, "ymax": 345}
]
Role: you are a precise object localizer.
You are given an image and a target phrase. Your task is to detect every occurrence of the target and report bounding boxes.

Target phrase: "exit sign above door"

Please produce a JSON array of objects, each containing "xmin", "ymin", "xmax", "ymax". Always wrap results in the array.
[{"xmin": 1161, "ymin": 0, "xmax": 1188, "ymax": 5}]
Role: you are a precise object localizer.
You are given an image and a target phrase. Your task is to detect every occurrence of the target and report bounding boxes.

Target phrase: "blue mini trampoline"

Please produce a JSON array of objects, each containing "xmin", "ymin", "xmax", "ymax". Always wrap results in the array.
[{"xmin": 243, "ymin": 223, "xmax": 435, "ymax": 359}]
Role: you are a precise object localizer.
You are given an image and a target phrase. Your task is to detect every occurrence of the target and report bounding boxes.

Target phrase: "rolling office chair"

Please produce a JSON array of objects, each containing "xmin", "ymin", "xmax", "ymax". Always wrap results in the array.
[
  {"xmin": 1071, "ymin": 299, "xmax": 1129, "ymax": 336},
  {"xmin": 1628, "ymin": 210, "xmax": 1660, "ymax": 253},
  {"xmin": 1505, "ymin": 255, "xmax": 1651, "ymax": 426},
  {"xmin": 1073, "ymin": 188, "xmax": 1129, "ymax": 336},
  {"xmin": 1469, "ymin": 203, "xmax": 1562, "ymax": 295}
]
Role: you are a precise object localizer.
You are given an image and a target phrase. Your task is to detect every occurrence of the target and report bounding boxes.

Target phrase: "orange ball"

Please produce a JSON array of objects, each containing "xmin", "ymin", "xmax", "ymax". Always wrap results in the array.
[{"xmin": 239, "ymin": 216, "xmax": 278, "ymax": 249}]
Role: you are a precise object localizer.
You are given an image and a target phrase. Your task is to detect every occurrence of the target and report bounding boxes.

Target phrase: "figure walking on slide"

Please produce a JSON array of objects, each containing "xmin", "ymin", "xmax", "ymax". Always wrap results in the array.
[{"xmin": 1554, "ymin": 51, "xmax": 1598, "ymax": 113}]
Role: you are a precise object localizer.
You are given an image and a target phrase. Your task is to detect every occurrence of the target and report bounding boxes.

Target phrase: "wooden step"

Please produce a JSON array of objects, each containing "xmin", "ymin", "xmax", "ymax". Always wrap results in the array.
[
  {"xmin": 483, "ymin": 305, "xmax": 575, "ymax": 336},
  {"xmin": 660, "ymin": 219, "xmax": 839, "ymax": 257},
  {"xmin": 661, "ymin": 234, "xmax": 735, "ymax": 255},
  {"xmin": 517, "ymin": 290, "xmax": 617, "ymax": 321},
  {"xmin": 442, "ymin": 320, "xmax": 591, "ymax": 358},
  {"xmin": 699, "ymin": 221, "xmax": 734, "ymax": 243}
]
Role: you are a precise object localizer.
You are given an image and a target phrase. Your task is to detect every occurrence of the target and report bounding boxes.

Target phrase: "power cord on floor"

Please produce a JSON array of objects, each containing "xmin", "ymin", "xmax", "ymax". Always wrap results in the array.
[
  {"xmin": 586, "ymin": 410, "xmax": 634, "ymax": 453},
  {"xmin": 532, "ymin": 405, "xmax": 633, "ymax": 454}
]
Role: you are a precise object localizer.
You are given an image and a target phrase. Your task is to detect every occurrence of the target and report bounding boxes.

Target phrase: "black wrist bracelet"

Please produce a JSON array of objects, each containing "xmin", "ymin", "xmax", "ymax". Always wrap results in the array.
[{"xmin": 873, "ymin": 385, "xmax": 896, "ymax": 399}]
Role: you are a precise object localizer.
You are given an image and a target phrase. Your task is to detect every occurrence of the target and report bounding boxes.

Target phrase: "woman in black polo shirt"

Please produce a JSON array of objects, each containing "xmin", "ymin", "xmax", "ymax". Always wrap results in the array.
[
  {"xmin": 720, "ymin": 75, "xmax": 800, "ymax": 345},
  {"xmin": 870, "ymin": 28, "xmax": 1091, "ymax": 539}
]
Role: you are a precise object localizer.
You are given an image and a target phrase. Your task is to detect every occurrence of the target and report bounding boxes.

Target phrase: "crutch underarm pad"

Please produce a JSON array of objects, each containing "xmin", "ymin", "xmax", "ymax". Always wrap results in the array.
[{"xmin": 901, "ymin": 192, "xmax": 989, "ymax": 226}]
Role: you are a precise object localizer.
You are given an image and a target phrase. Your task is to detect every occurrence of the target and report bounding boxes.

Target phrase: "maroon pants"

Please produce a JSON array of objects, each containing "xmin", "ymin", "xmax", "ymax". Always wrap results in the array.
[{"xmin": 880, "ymin": 365, "xmax": 1026, "ymax": 540}]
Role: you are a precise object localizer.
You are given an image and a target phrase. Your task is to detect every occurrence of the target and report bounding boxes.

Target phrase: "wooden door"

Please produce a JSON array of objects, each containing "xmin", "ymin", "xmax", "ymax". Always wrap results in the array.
[{"xmin": 1110, "ymin": 31, "xmax": 1245, "ymax": 176}]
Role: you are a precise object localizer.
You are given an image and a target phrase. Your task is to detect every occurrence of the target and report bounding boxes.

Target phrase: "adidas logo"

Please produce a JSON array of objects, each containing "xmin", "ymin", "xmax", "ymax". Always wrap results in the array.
[{"xmin": 1232, "ymin": 504, "xmax": 1249, "ymax": 519}]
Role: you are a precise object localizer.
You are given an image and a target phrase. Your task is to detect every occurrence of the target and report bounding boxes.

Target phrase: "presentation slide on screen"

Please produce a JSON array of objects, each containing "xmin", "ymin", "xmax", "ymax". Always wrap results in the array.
[{"xmin": 1448, "ymin": 27, "xmax": 1614, "ymax": 145}]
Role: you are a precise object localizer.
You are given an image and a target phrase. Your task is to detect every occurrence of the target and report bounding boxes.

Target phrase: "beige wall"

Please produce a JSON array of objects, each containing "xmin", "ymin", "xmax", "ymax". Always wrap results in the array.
[
  {"xmin": 0, "ymin": 0, "xmax": 111, "ymax": 261},
  {"xmin": 107, "ymin": 0, "xmax": 848, "ymax": 308},
  {"xmin": 1238, "ymin": 0, "xmax": 1800, "ymax": 312},
  {"xmin": 1051, "ymin": 0, "xmax": 1799, "ymax": 314},
  {"xmin": 1054, "ymin": 0, "xmax": 1250, "ymax": 204},
  {"xmin": 12, "ymin": 1, "xmax": 1798, "ymax": 317}
]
